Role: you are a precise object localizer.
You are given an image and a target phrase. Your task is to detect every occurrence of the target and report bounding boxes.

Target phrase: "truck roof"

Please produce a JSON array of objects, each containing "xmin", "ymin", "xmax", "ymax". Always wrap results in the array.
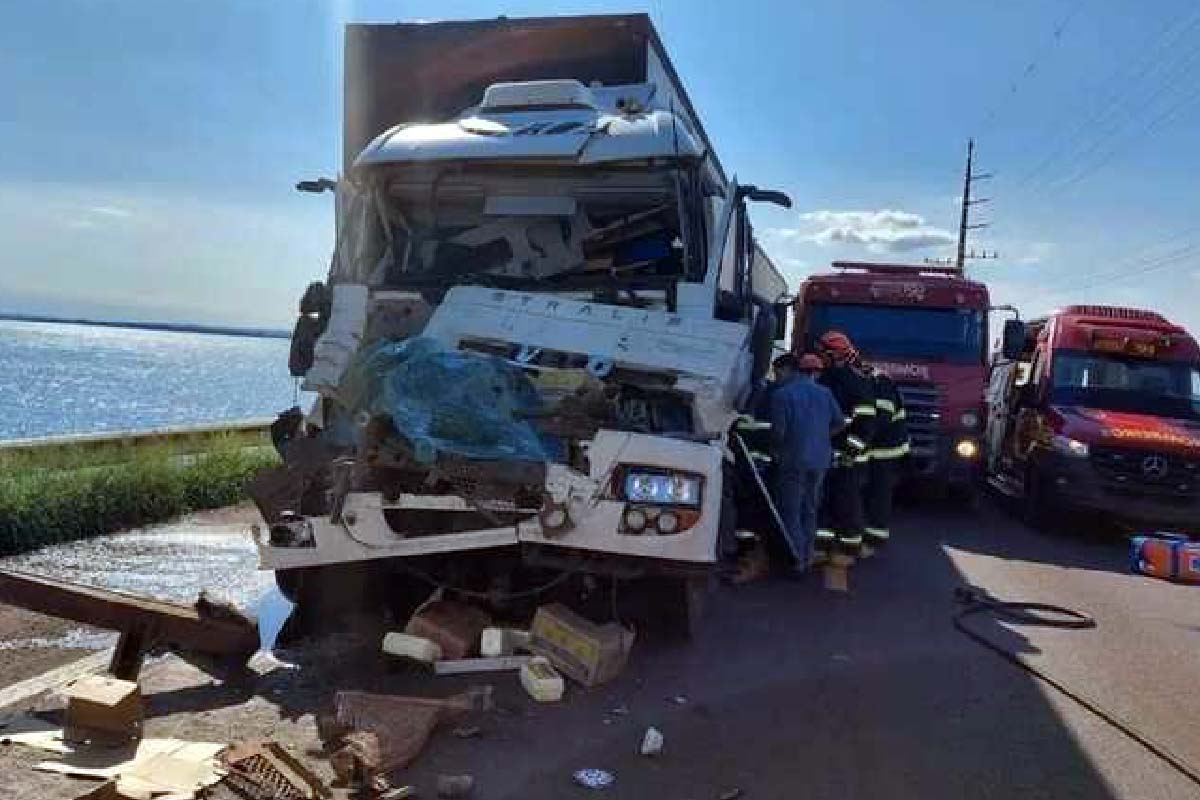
[
  {"xmin": 1041, "ymin": 304, "xmax": 1199, "ymax": 361},
  {"xmin": 800, "ymin": 262, "xmax": 989, "ymax": 308},
  {"xmin": 344, "ymin": 14, "xmax": 722, "ymax": 178}
]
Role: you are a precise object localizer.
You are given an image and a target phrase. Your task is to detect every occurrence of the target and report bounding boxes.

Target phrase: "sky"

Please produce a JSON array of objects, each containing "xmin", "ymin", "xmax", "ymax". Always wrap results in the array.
[{"xmin": 3, "ymin": 0, "xmax": 1199, "ymax": 332}]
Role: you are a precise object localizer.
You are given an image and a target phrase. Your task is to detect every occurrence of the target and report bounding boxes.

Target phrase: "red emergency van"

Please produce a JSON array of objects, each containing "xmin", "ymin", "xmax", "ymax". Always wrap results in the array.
[{"xmin": 986, "ymin": 305, "xmax": 1200, "ymax": 531}]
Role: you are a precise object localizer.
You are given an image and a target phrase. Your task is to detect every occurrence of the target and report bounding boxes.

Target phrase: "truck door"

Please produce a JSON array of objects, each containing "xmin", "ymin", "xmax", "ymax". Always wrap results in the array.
[{"xmin": 985, "ymin": 362, "xmax": 1015, "ymax": 472}]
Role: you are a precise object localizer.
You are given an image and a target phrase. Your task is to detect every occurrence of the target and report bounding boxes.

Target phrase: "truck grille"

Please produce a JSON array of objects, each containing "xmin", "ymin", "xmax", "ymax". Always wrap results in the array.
[
  {"xmin": 1090, "ymin": 446, "xmax": 1200, "ymax": 497},
  {"xmin": 896, "ymin": 382, "xmax": 944, "ymax": 460}
]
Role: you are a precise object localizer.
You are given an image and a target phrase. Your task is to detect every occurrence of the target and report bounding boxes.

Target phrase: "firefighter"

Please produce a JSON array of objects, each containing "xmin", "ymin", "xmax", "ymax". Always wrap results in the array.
[
  {"xmin": 862, "ymin": 364, "xmax": 909, "ymax": 556},
  {"xmin": 815, "ymin": 331, "xmax": 876, "ymax": 559}
]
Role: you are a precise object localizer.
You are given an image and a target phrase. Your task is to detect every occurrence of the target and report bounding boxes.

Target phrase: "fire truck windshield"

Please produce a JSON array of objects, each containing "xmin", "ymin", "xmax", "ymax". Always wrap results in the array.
[
  {"xmin": 805, "ymin": 303, "xmax": 984, "ymax": 363},
  {"xmin": 1051, "ymin": 351, "xmax": 1200, "ymax": 420}
]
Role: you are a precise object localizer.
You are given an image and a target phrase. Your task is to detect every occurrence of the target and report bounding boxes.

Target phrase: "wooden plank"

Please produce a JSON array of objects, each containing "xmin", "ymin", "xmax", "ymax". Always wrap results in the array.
[
  {"xmin": 0, "ymin": 570, "xmax": 258, "ymax": 661},
  {"xmin": 0, "ymin": 650, "xmax": 113, "ymax": 710}
]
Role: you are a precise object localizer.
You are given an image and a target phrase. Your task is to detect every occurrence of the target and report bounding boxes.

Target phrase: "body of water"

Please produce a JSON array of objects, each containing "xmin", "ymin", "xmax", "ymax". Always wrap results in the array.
[{"xmin": 0, "ymin": 319, "xmax": 298, "ymax": 440}]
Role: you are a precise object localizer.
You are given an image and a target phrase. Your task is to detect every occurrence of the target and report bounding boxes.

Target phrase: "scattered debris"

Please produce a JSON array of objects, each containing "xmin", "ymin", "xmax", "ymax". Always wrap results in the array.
[
  {"xmin": 573, "ymin": 768, "xmax": 615, "ymax": 790},
  {"xmin": 436, "ymin": 773, "xmax": 475, "ymax": 798},
  {"xmin": 332, "ymin": 689, "xmax": 485, "ymax": 773},
  {"xmin": 34, "ymin": 737, "xmax": 226, "ymax": 795},
  {"xmin": 382, "ymin": 632, "xmax": 444, "ymax": 664},
  {"xmin": 608, "ymin": 705, "xmax": 630, "ymax": 716},
  {"xmin": 520, "ymin": 656, "xmax": 565, "ymax": 702},
  {"xmin": 480, "ymin": 627, "xmax": 531, "ymax": 657},
  {"xmin": 823, "ymin": 564, "xmax": 850, "ymax": 593},
  {"xmin": 64, "ymin": 675, "xmax": 143, "ymax": 746},
  {"xmin": 330, "ymin": 731, "xmax": 382, "ymax": 789},
  {"xmin": 406, "ymin": 600, "xmax": 493, "ymax": 661},
  {"xmin": 451, "ymin": 725, "xmax": 482, "ymax": 739},
  {"xmin": 0, "ymin": 568, "xmax": 259, "ymax": 679},
  {"xmin": 433, "ymin": 655, "xmax": 532, "ymax": 676},
  {"xmin": 529, "ymin": 604, "xmax": 634, "ymax": 687},
  {"xmin": 223, "ymin": 739, "xmax": 330, "ymax": 800},
  {"xmin": 378, "ymin": 786, "xmax": 417, "ymax": 800},
  {"xmin": 639, "ymin": 726, "xmax": 664, "ymax": 757},
  {"xmin": 718, "ymin": 789, "xmax": 744, "ymax": 800},
  {"xmin": 669, "ymin": 695, "xmax": 688, "ymax": 706}
]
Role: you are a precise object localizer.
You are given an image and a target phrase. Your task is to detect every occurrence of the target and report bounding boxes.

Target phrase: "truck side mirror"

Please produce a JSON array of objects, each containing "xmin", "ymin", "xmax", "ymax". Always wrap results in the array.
[
  {"xmin": 738, "ymin": 185, "xmax": 793, "ymax": 209},
  {"xmin": 1001, "ymin": 319, "xmax": 1026, "ymax": 360}
]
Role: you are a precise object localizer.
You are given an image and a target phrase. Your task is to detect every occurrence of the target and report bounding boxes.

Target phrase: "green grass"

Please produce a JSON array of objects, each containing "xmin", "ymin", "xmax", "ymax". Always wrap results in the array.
[{"xmin": 0, "ymin": 435, "xmax": 279, "ymax": 556}]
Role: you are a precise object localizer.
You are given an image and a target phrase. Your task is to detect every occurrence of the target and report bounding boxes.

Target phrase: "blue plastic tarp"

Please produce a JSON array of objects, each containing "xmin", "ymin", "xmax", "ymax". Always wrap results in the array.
[{"xmin": 341, "ymin": 337, "xmax": 550, "ymax": 464}]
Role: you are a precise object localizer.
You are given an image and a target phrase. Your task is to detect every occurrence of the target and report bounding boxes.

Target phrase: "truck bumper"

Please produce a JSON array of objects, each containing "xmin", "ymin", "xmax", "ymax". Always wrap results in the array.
[
  {"xmin": 254, "ymin": 431, "xmax": 722, "ymax": 572},
  {"xmin": 1038, "ymin": 453, "xmax": 1200, "ymax": 531},
  {"xmin": 907, "ymin": 434, "xmax": 982, "ymax": 489}
]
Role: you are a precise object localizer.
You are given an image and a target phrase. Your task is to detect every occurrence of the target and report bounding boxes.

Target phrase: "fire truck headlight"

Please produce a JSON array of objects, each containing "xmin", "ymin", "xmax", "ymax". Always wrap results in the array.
[
  {"xmin": 954, "ymin": 439, "xmax": 980, "ymax": 459},
  {"xmin": 959, "ymin": 411, "xmax": 980, "ymax": 429},
  {"xmin": 1050, "ymin": 434, "xmax": 1089, "ymax": 458}
]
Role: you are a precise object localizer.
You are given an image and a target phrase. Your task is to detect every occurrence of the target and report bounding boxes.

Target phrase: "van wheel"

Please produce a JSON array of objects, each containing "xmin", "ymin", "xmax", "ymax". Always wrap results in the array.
[{"xmin": 1022, "ymin": 466, "xmax": 1055, "ymax": 532}]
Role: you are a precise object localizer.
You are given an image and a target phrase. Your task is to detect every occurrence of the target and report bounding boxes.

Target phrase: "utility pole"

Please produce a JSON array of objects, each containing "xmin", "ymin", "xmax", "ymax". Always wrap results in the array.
[{"xmin": 955, "ymin": 139, "xmax": 997, "ymax": 273}]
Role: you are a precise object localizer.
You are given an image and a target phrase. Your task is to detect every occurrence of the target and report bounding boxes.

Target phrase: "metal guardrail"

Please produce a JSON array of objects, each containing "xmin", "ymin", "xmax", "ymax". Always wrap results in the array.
[{"xmin": 0, "ymin": 419, "xmax": 274, "ymax": 466}]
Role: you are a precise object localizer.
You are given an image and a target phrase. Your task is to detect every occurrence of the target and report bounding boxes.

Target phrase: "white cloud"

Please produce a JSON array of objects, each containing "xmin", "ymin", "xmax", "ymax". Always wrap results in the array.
[
  {"xmin": 779, "ymin": 208, "xmax": 956, "ymax": 254},
  {"xmin": 88, "ymin": 205, "xmax": 133, "ymax": 218}
]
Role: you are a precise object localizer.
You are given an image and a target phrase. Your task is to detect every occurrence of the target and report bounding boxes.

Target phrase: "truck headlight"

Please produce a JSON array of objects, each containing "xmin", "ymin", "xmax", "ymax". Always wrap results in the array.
[
  {"xmin": 959, "ymin": 411, "xmax": 980, "ymax": 429},
  {"xmin": 621, "ymin": 469, "xmax": 703, "ymax": 507},
  {"xmin": 1050, "ymin": 434, "xmax": 1089, "ymax": 458},
  {"xmin": 955, "ymin": 439, "xmax": 980, "ymax": 459}
]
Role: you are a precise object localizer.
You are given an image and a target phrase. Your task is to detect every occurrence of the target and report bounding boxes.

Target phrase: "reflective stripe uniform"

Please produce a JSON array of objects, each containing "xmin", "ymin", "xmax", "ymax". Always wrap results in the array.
[
  {"xmin": 818, "ymin": 363, "xmax": 876, "ymax": 555},
  {"xmin": 864, "ymin": 370, "xmax": 910, "ymax": 547}
]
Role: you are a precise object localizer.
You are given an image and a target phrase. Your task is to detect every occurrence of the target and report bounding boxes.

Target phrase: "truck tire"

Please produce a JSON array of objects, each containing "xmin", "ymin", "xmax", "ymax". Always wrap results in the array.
[{"xmin": 671, "ymin": 575, "xmax": 712, "ymax": 639}]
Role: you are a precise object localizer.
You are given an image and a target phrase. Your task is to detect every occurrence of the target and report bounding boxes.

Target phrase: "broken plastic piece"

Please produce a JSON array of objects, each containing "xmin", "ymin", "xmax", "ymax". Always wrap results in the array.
[
  {"xmin": 382, "ymin": 632, "xmax": 443, "ymax": 664},
  {"xmin": 639, "ymin": 727, "xmax": 663, "ymax": 757},
  {"xmin": 480, "ymin": 627, "xmax": 532, "ymax": 657},
  {"xmin": 520, "ymin": 656, "xmax": 565, "ymax": 702},
  {"xmin": 573, "ymin": 768, "xmax": 615, "ymax": 790}
]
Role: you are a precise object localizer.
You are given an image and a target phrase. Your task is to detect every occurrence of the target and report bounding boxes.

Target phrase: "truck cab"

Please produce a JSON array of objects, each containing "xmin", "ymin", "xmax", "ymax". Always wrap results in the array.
[
  {"xmin": 986, "ymin": 305, "xmax": 1200, "ymax": 532},
  {"xmin": 252, "ymin": 15, "xmax": 792, "ymax": 625},
  {"xmin": 792, "ymin": 262, "xmax": 990, "ymax": 493}
]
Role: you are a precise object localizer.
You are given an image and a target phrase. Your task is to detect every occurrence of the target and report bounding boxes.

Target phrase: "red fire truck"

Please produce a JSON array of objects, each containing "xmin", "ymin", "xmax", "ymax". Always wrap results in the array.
[
  {"xmin": 792, "ymin": 262, "xmax": 991, "ymax": 495},
  {"xmin": 986, "ymin": 305, "xmax": 1200, "ymax": 531}
]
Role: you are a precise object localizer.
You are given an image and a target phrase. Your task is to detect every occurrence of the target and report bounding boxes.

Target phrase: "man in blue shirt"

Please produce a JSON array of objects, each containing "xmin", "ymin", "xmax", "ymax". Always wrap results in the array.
[{"xmin": 768, "ymin": 353, "xmax": 845, "ymax": 573}]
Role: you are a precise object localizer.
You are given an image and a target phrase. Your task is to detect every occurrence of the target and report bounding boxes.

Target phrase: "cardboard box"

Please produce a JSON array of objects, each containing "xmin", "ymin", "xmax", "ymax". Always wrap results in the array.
[
  {"xmin": 63, "ymin": 676, "xmax": 143, "ymax": 746},
  {"xmin": 529, "ymin": 604, "xmax": 634, "ymax": 687}
]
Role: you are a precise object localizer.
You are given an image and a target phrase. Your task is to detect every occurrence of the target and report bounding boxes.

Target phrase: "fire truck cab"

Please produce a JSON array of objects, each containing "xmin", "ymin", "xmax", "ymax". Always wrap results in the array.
[
  {"xmin": 792, "ymin": 262, "xmax": 990, "ymax": 494},
  {"xmin": 986, "ymin": 305, "xmax": 1200, "ymax": 532}
]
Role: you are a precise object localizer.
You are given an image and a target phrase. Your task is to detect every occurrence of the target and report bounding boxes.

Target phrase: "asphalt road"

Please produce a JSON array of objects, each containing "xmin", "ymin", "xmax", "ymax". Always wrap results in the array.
[{"xmin": 3, "ymin": 498, "xmax": 1199, "ymax": 799}]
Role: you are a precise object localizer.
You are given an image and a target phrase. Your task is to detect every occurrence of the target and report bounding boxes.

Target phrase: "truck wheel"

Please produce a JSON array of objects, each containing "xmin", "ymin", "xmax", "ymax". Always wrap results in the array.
[{"xmin": 674, "ymin": 575, "xmax": 713, "ymax": 639}]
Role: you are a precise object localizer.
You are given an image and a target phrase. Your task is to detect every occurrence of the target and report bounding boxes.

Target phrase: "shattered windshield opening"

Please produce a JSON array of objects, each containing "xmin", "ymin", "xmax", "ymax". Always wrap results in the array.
[{"xmin": 368, "ymin": 167, "xmax": 698, "ymax": 295}]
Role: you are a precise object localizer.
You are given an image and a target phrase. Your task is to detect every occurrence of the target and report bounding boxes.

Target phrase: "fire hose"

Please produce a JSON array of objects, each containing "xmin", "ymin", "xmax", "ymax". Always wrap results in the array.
[{"xmin": 953, "ymin": 586, "xmax": 1200, "ymax": 788}]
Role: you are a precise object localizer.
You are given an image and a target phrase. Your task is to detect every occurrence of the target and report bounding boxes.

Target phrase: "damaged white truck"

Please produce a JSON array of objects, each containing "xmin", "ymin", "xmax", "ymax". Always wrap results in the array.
[{"xmin": 251, "ymin": 14, "xmax": 792, "ymax": 632}]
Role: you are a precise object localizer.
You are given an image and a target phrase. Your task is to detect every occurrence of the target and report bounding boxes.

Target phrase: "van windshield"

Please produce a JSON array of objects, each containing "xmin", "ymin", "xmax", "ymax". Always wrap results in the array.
[
  {"xmin": 805, "ymin": 303, "xmax": 985, "ymax": 363},
  {"xmin": 1051, "ymin": 351, "xmax": 1200, "ymax": 420}
]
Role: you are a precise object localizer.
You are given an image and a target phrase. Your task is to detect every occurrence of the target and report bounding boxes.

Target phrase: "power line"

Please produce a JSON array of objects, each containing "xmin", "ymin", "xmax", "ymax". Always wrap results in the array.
[
  {"xmin": 974, "ymin": 0, "xmax": 1085, "ymax": 136},
  {"xmin": 1008, "ymin": 7, "xmax": 1200, "ymax": 195}
]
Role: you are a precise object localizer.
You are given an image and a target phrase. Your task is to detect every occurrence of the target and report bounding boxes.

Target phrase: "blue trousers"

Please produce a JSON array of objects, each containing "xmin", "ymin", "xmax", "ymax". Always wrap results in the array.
[{"xmin": 773, "ymin": 468, "xmax": 826, "ymax": 567}]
